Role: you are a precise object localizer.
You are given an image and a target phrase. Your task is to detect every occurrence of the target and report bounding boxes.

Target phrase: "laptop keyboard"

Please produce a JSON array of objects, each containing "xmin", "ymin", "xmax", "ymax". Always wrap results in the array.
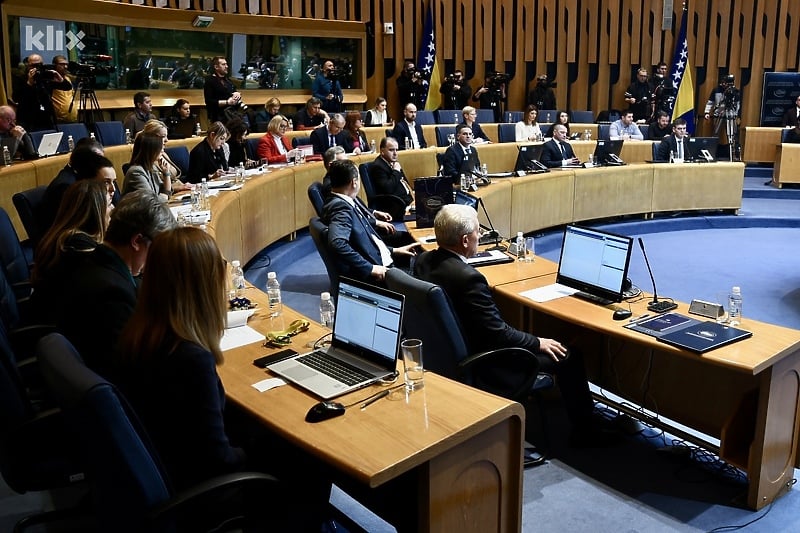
[{"xmin": 298, "ymin": 351, "xmax": 375, "ymax": 386}]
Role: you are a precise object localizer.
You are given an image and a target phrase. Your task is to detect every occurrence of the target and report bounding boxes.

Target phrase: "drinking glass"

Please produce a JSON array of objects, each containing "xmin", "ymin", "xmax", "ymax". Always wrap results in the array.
[{"xmin": 401, "ymin": 339, "xmax": 424, "ymax": 391}]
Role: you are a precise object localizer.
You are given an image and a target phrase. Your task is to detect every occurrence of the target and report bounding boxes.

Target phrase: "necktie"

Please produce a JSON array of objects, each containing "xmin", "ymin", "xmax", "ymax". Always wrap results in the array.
[
  {"xmin": 677, "ymin": 140, "xmax": 683, "ymax": 159},
  {"xmin": 329, "ymin": 135, "xmax": 335, "ymax": 147},
  {"xmin": 559, "ymin": 142, "xmax": 566, "ymax": 158}
]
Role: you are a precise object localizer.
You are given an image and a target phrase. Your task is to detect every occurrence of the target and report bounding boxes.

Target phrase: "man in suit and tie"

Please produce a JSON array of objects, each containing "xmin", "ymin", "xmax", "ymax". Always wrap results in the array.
[
  {"xmin": 442, "ymin": 124, "xmax": 481, "ymax": 181},
  {"xmin": 370, "ymin": 137, "xmax": 413, "ymax": 207},
  {"xmin": 310, "ymin": 113, "xmax": 346, "ymax": 154},
  {"xmin": 392, "ymin": 103, "xmax": 428, "ymax": 150},
  {"xmin": 656, "ymin": 118, "xmax": 689, "ymax": 161},
  {"xmin": 321, "ymin": 160, "xmax": 419, "ymax": 283},
  {"xmin": 540, "ymin": 124, "xmax": 581, "ymax": 168}
]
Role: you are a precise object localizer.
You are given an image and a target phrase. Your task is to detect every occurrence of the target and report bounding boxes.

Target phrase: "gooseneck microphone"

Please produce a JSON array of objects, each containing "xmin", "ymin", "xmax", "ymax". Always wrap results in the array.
[
  {"xmin": 478, "ymin": 197, "xmax": 506, "ymax": 252},
  {"xmin": 638, "ymin": 237, "xmax": 678, "ymax": 313}
]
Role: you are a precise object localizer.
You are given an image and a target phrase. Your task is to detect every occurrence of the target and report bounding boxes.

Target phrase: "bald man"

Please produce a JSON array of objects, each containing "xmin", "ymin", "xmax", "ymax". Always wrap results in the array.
[{"xmin": 12, "ymin": 53, "xmax": 72, "ymax": 131}]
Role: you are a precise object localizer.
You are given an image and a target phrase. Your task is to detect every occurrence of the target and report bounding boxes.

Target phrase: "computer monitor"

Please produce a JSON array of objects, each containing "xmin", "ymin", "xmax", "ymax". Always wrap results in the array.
[
  {"xmin": 556, "ymin": 225, "xmax": 634, "ymax": 305},
  {"xmin": 686, "ymin": 137, "xmax": 719, "ymax": 161},
  {"xmin": 514, "ymin": 144, "xmax": 548, "ymax": 173},
  {"xmin": 593, "ymin": 139, "xmax": 625, "ymax": 165},
  {"xmin": 454, "ymin": 189, "xmax": 479, "ymax": 210}
]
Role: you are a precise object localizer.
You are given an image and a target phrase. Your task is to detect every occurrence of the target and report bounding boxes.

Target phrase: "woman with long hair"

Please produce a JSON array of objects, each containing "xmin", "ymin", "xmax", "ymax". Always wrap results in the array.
[
  {"xmin": 225, "ymin": 117, "xmax": 259, "ymax": 168},
  {"xmin": 545, "ymin": 110, "xmax": 571, "ymax": 138},
  {"xmin": 32, "ymin": 179, "xmax": 110, "ymax": 321},
  {"xmin": 515, "ymin": 104, "xmax": 543, "ymax": 142},
  {"xmin": 124, "ymin": 133, "xmax": 171, "ymax": 201},
  {"xmin": 165, "ymin": 98, "xmax": 196, "ymax": 139},
  {"xmin": 139, "ymin": 119, "xmax": 190, "ymax": 194},
  {"xmin": 364, "ymin": 96, "xmax": 391, "ymax": 126},
  {"xmin": 341, "ymin": 110, "xmax": 369, "ymax": 154},
  {"xmin": 187, "ymin": 121, "xmax": 229, "ymax": 183}
]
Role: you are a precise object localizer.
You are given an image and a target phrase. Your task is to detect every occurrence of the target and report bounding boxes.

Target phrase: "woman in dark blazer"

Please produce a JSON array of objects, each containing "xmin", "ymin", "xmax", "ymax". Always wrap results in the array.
[
  {"xmin": 186, "ymin": 121, "xmax": 229, "ymax": 183},
  {"xmin": 341, "ymin": 110, "xmax": 370, "ymax": 154}
]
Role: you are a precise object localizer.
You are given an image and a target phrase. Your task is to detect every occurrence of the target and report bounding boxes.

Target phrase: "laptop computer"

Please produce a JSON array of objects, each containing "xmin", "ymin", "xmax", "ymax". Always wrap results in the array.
[
  {"xmin": 268, "ymin": 277, "xmax": 405, "ymax": 399},
  {"xmin": 37, "ymin": 132, "xmax": 63, "ymax": 157}
]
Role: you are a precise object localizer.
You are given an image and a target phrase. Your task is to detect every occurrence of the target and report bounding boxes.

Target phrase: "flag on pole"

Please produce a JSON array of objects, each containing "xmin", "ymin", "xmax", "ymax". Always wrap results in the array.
[
  {"xmin": 668, "ymin": 3, "xmax": 695, "ymax": 134},
  {"xmin": 417, "ymin": 3, "xmax": 442, "ymax": 111}
]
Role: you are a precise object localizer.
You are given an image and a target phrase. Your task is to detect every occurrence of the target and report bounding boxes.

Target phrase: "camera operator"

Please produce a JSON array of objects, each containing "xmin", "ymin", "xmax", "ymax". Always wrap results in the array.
[
  {"xmin": 396, "ymin": 61, "xmax": 425, "ymax": 109},
  {"xmin": 50, "ymin": 55, "xmax": 78, "ymax": 124},
  {"xmin": 527, "ymin": 74, "xmax": 556, "ymax": 110},
  {"xmin": 472, "ymin": 72, "xmax": 507, "ymax": 123},
  {"xmin": 704, "ymin": 74, "xmax": 741, "ymax": 135},
  {"xmin": 651, "ymin": 62, "xmax": 673, "ymax": 117},
  {"xmin": 439, "ymin": 70, "xmax": 471, "ymax": 110},
  {"xmin": 624, "ymin": 68, "xmax": 653, "ymax": 122},
  {"xmin": 203, "ymin": 56, "xmax": 245, "ymax": 124},
  {"xmin": 312, "ymin": 60, "xmax": 344, "ymax": 114},
  {"xmin": 12, "ymin": 53, "xmax": 72, "ymax": 131}
]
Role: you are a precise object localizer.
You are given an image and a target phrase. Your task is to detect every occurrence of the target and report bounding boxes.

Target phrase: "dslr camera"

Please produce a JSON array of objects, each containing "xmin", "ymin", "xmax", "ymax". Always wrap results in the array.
[{"xmin": 32, "ymin": 64, "xmax": 58, "ymax": 82}]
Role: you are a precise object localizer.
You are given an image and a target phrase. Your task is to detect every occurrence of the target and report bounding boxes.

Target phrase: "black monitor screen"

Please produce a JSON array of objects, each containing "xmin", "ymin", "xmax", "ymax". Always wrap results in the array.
[
  {"xmin": 593, "ymin": 139, "xmax": 624, "ymax": 164},
  {"xmin": 686, "ymin": 137, "xmax": 719, "ymax": 160},
  {"xmin": 556, "ymin": 225, "xmax": 633, "ymax": 304},
  {"xmin": 453, "ymin": 189, "xmax": 479, "ymax": 210},
  {"xmin": 514, "ymin": 144, "xmax": 545, "ymax": 172}
]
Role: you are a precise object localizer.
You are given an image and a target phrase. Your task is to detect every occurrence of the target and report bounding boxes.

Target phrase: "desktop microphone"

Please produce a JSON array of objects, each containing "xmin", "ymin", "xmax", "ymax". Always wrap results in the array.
[
  {"xmin": 638, "ymin": 237, "xmax": 677, "ymax": 313},
  {"xmin": 477, "ymin": 197, "xmax": 507, "ymax": 252}
]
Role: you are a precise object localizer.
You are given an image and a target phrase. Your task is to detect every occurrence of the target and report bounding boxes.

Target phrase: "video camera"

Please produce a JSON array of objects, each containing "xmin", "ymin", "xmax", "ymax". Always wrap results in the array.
[
  {"xmin": 32, "ymin": 64, "xmax": 59, "ymax": 82},
  {"xmin": 488, "ymin": 72, "xmax": 511, "ymax": 88},
  {"xmin": 536, "ymin": 78, "xmax": 557, "ymax": 89}
]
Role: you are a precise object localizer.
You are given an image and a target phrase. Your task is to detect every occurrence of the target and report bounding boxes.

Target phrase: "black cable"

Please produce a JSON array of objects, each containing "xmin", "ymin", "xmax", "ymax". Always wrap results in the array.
[{"xmin": 706, "ymin": 479, "xmax": 795, "ymax": 532}]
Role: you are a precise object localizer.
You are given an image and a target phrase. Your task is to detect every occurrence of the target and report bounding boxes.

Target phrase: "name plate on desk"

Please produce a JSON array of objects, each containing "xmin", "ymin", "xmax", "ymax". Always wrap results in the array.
[{"xmin": 688, "ymin": 299, "xmax": 725, "ymax": 319}]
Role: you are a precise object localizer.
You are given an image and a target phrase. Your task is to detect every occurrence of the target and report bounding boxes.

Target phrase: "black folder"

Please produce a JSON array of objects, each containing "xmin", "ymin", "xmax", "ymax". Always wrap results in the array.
[{"xmin": 657, "ymin": 321, "xmax": 752, "ymax": 354}]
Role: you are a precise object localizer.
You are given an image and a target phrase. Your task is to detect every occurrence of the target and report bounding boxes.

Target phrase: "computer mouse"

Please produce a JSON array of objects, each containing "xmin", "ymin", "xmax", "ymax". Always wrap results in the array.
[
  {"xmin": 305, "ymin": 401, "xmax": 346, "ymax": 423},
  {"xmin": 613, "ymin": 309, "xmax": 633, "ymax": 321}
]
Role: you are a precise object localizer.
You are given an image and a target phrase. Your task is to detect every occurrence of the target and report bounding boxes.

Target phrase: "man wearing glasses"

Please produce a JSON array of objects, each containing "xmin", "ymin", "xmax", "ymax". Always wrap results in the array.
[
  {"xmin": 442, "ymin": 124, "xmax": 482, "ymax": 182},
  {"xmin": 0, "ymin": 105, "xmax": 37, "ymax": 161},
  {"xmin": 11, "ymin": 53, "xmax": 72, "ymax": 131},
  {"xmin": 624, "ymin": 68, "xmax": 653, "ymax": 122},
  {"xmin": 51, "ymin": 55, "xmax": 79, "ymax": 124}
]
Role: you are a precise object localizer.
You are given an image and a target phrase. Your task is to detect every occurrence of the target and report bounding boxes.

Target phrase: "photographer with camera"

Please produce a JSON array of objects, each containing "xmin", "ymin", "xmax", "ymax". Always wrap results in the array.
[
  {"xmin": 11, "ymin": 53, "xmax": 72, "ymax": 131},
  {"xmin": 204, "ymin": 56, "xmax": 246, "ymax": 124},
  {"xmin": 704, "ymin": 74, "xmax": 741, "ymax": 134},
  {"xmin": 439, "ymin": 70, "xmax": 471, "ymax": 110},
  {"xmin": 312, "ymin": 60, "xmax": 344, "ymax": 114},
  {"xmin": 472, "ymin": 72, "xmax": 507, "ymax": 123},
  {"xmin": 396, "ymin": 61, "xmax": 425, "ymax": 109},
  {"xmin": 624, "ymin": 68, "xmax": 653, "ymax": 122},
  {"xmin": 527, "ymin": 74, "xmax": 557, "ymax": 110},
  {"xmin": 651, "ymin": 62, "xmax": 673, "ymax": 118}
]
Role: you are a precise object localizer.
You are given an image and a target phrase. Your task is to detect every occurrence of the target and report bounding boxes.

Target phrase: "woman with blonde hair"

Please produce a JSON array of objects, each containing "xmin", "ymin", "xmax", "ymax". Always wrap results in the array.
[
  {"xmin": 256, "ymin": 115, "xmax": 295, "ymax": 164},
  {"xmin": 139, "ymin": 119, "xmax": 191, "ymax": 193},
  {"xmin": 254, "ymin": 96, "xmax": 281, "ymax": 130},
  {"xmin": 32, "ymin": 179, "xmax": 110, "ymax": 321},
  {"xmin": 124, "ymin": 133, "xmax": 172, "ymax": 201},
  {"xmin": 187, "ymin": 121, "xmax": 229, "ymax": 182}
]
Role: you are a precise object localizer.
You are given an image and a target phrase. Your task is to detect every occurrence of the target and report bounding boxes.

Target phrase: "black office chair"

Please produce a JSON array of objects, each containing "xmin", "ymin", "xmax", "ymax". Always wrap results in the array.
[
  {"xmin": 781, "ymin": 128, "xmax": 796, "ymax": 143},
  {"xmin": 291, "ymin": 136, "xmax": 311, "ymax": 148},
  {"xmin": 358, "ymin": 163, "xmax": 407, "ymax": 221},
  {"xmin": 37, "ymin": 333, "xmax": 280, "ymax": 532},
  {"xmin": 93, "ymin": 121, "xmax": 126, "ymax": 146},
  {"xmin": 570, "ymin": 110, "xmax": 595, "ymax": 123},
  {"xmin": 497, "ymin": 123, "xmax": 517, "ymax": 143},
  {"xmin": 384, "ymin": 128, "xmax": 394, "ymax": 139},
  {"xmin": 164, "ymin": 145, "xmax": 190, "ymax": 176},
  {"xmin": 0, "ymin": 208, "xmax": 32, "ymax": 300},
  {"xmin": 12, "ymin": 185, "xmax": 48, "ymax": 250},
  {"xmin": 475, "ymin": 109, "xmax": 495, "ymax": 124},
  {"xmin": 307, "ymin": 181, "xmax": 326, "ymax": 218},
  {"xmin": 415, "ymin": 110, "xmax": 435, "ymax": 125},
  {"xmin": 309, "ymin": 217, "xmax": 340, "ymax": 300},
  {"xmin": 652, "ymin": 141, "xmax": 662, "ymax": 161},
  {"xmin": 638, "ymin": 124, "xmax": 649, "ymax": 139},
  {"xmin": 598, "ymin": 124, "xmax": 611, "ymax": 140},
  {"xmin": 435, "ymin": 153, "xmax": 445, "ymax": 176},
  {"xmin": 434, "ymin": 126, "xmax": 456, "ymax": 147},
  {"xmin": 56, "ymin": 123, "xmax": 90, "ymax": 153},
  {"xmin": 0, "ymin": 324, "xmax": 87, "ymax": 533},
  {"xmin": 435, "ymin": 109, "xmax": 462, "ymax": 124}
]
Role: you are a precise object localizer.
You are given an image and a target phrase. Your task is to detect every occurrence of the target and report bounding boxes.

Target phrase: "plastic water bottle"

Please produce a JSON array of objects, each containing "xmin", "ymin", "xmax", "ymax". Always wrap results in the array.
[
  {"xmin": 194, "ymin": 122, "xmax": 201, "ymax": 137},
  {"xmin": 236, "ymin": 162, "xmax": 245, "ymax": 184},
  {"xmin": 516, "ymin": 231, "xmax": 526, "ymax": 261},
  {"xmin": 460, "ymin": 173, "xmax": 467, "ymax": 190},
  {"xmin": 67, "ymin": 135, "xmax": 75, "ymax": 152},
  {"xmin": 90, "ymin": 132, "xmax": 96, "ymax": 140},
  {"xmin": 2, "ymin": 146, "xmax": 11, "ymax": 166},
  {"xmin": 125, "ymin": 128, "xmax": 132, "ymax": 144},
  {"xmin": 453, "ymin": 113, "xmax": 459, "ymax": 124},
  {"xmin": 319, "ymin": 292, "xmax": 335, "ymax": 328},
  {"xmin": 370, "ymin": 139, "xmax": 376, "ymax": 153},
  {"xmin": 230, "ymin": 260, "xmax": 245, "ymax": 297},
  {"xmin": 287, "ymin": 118, "xmax": 293, "ymax": 131},
  {"xmin": 728, "ymin": 286, "xmax": 742, "ymax": 326},
  {"xmin": 507, "ymin": 112, "xmax": 513, "ymax": 123},
  {"xmin": 200, "ymin": 178, "xmax": 210, "ymax": 210},
  {"xmin": 267, "ymin": 272, "xmax": 282, "ymax": 317},
  {"xmin": 481, "ymin": 163, "xmax": 488, "ymax": 177}
]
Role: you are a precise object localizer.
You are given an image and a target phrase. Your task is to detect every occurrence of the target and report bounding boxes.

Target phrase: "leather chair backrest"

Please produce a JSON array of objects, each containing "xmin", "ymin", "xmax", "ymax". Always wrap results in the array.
[
  {"xmin": 435, "ymin": 126, "xmax": 456, "ymax": 147},
  {"xmin": 0, "ymin": 208, "xmax": 30, "ymax": 289},
  {"xmin": 307, "ymin": 182, "xmax": 326, "ymax": 218},
  {"xmin": 435, "ymin": 110, "xmax": 462, "ymax": 124},
  {"xmin": 497, "ymin": 123, "xmax": 517, "ymax": 143},
  {"xmin": 308, "ymin": 218, "xmax": 339, "ymax": 299},
  {"xmin": 57, "ymin": 123, "xmax": 90, "ymax": 153},
  {"xmin": 93, "ymin": 121, "xmax": 126, "ymax": 147},
  {"xmin": 12, "ymin": 185, "xmax": 48, "ymax": 248}
]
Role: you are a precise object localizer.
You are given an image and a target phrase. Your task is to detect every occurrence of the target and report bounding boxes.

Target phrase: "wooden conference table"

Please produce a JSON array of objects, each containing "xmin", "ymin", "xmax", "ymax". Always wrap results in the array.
[
  {"xmin": 487, "ymin": 260, "xmax": 800, "ymax": 511},
  {"xmin": 216, "ymin": 292, "xmax": 525, "ymax": 532}
]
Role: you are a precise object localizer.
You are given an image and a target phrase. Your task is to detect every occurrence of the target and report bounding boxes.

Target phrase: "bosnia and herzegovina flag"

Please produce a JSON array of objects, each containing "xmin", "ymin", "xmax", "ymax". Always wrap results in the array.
[
  {"xmin": 417, "ymin": 3, "xmax": 442, "ymax": 111},
  {"xmin": 668, "ymin": 4, "xmax": 696, "ymax": 134}
]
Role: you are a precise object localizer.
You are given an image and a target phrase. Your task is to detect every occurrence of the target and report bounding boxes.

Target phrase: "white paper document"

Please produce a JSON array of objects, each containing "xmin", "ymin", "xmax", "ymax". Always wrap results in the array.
[
  {"xmin": 220, "ymin": 309, "xmax": 264, "ymax": 351},
  {"xmin": 520, "ymin": 283, "xmax": 578, "ymax": 303}
]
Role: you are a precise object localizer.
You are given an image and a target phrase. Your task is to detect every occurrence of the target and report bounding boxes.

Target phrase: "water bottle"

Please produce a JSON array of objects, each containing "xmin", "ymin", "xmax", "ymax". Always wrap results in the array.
[
  {"xmin": 460, "ymin": 173, "xmax": 467, "ymax": 190},
  {"xmin": 230, "ymin": 260, "xmax": 245, "ymax": 297},
  {"xmin": 194, "ymin": 122, "xmax": 202, "ymax": 137},
  {"xmin": 728, "ymin": 286, "xmax": 742, "ymax": 326},
  {"xmin": 453, "ymin": 113, "xmax": 459, "ymax": 124},
  {"xmin": 200, "ymin": 178, "xmax": 210, "ymax": 210},
  {"xmin": 90, "ymin": 132, "xmax": 96, "ymax": 140},
  {"xmin": 2, "ymin": 146, "xmax": 11, "ymax": 166},
  {"xmin": 67, "ymin": 135, "xmax": 75, "ymax": 152},
  {"xmin": 545, "ymin": 112, "xmax": 551, "ymax": 122},
  {"xmin": 370, "ymin": 139, "xmax": 376, "ymax": 153},
  {"xmin": 481, "ymin": 163, "xmax": 488, "ymax": 177},
  {"xmin": 287, "ymin": 118, "xmax": 293, "ymax": 131},
  {"xmin": 507, "ymin": 112, "xmax": 513, "ymax": 123},
  {"xmin": 669, "ymin": 150, "xmax": 675, "ymax": 163},
  {"xmin": 236, "ymin": 162, "xmax": 245, "ymax": 184},
  {"xmin": 267, "ymin": 272, "xmax": 282, "ymax": 317},
  {"xmin": 404, "ymin": 137, "xmax": 411, "ymax": 150},
  {"xmin": 319, "ymin": 292, "xmax": 336, "ymax": 328},
  {"xmin": 125, "ymin": 128, "xmax": 132, "ymax": 144},
  {"xmin": 516, "ymin": 231, "xmax": 526, "ymax": 261}
]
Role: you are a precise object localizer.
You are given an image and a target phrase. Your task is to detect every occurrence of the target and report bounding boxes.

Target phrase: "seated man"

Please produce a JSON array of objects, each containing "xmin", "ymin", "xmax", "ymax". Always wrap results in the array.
[
  {"xmin": 392, "ymin": 103, "xmax": 428, "ymax": 150},
  {"xmin": 310, "ymin": 113, "xmax": 345, "ymax": 154},
  {"xmin": 540, "ymin": 124, "xmax": 581, "ymax": 168},
  {"xmin": 442, "ymin": 124, "xmax": 482, "ymax": 181},
  {"xmin": 656, "ymin": 118, "xmax": 689, "ymax": 161},
  {"xmin": 415, "ymin": 204, "xmax": 605, "ymax": 444},
  {"xmin": 123, "ymin": 91, "xmax": 156, "ymax": 138},
  {"xmin": 369, "ymin": 137, "xmax": 413, "ymax": 207},
  {"xmin": 609, "ymin": 110, "xmax": 644, "ymax": 140},
  {"xmin": 56, "ymin": 190, "xmax": 177, "ymax": 378},
  {"xmin": 293, "ymin": 97, "xmax": 329, "ymax": 131},
  {"xmin": 648, "ymin": 110, "xmax": 672, "ymax": 140},
  {"xmin": 0, "ymin": 105, "xmax": 37, "ymax": 161},
  {"xmin": 321, "ymin": 160, "xmax": 418, "ymax": 283}
]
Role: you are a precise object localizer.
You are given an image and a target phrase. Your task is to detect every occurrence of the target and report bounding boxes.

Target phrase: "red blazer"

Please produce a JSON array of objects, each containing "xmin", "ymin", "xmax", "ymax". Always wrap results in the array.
[{"xmin": 257, "ymin": 134, "xmax": 293, "ymax": 163}]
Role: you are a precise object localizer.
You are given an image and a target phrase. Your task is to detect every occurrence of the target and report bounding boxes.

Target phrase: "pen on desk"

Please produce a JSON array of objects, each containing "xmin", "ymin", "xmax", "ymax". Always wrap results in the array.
[
  {"xmin": 361, "ymin": 390, "xmax": 390, "ymax": 410},
  {"xmin": 630, "ymin": 314, "xmax": 650, "ymax": 323}
]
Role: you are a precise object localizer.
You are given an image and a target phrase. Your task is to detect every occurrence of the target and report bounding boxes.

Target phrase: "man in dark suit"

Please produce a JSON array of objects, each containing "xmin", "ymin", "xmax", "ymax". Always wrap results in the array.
[
  {"xmin": 442, "ymin": 124, "xmax": 481, "ymax": 181},
  {"xmin": 783, "ymin": 96, "xmax": 800, "ymax": 127},
  {"xmin": 391, "ymin": 103, "xmax": 427, "ymax": 150},
  {"xmin": 370, "ymin": 137, "xmax": 413, "ymax": 207},
  {"xmin": 56, "ymin": 190, "xmax": 177, "ymax": 379},
  {"xmin": 540, "ymin": 124, "xmax": 581, "ymax": 168},
  {"xmin": 310, "ymin": 113, "xmax": 345, "ymax": 154},
  {"xmin": 415, "ymin": 204, "xmax": 604, "ymax": 444},
  {"xmin": 655, "ymin": 118, "xmax": 689, "ymax": 161},
  {"xmin": 321, "ymin": 160, "xmax": 418, "ymax": 284}
]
